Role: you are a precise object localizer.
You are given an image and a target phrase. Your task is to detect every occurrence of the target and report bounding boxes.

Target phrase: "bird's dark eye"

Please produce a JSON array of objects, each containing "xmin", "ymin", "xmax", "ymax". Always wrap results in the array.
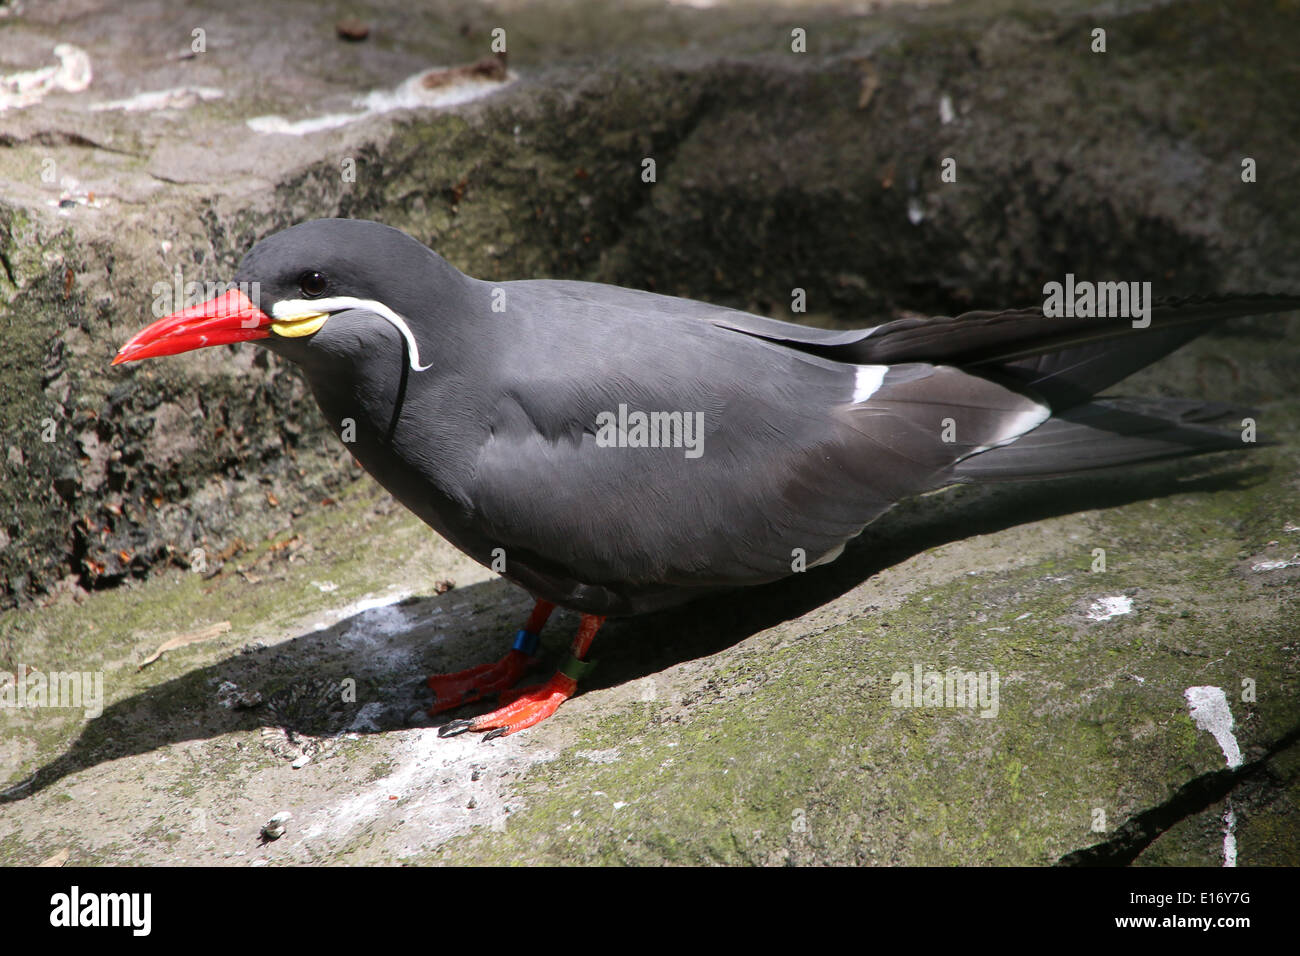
[{"xmin": 298, "ymin": 270, "xmax": 327, "ymax": 298}]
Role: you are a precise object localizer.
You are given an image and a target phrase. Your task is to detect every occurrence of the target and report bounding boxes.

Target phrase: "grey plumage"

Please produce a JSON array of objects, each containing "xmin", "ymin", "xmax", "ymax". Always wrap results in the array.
[{"xmin": 215, "ymin": 219, "xmax": 1298, "ymax": 617}]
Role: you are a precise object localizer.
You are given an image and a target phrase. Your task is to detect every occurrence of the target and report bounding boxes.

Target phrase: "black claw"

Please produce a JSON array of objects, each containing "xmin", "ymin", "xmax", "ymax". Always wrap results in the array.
[
  {"xmin": 438, "ymin": 718, "xmax": 474, "ymax": 738},
  {"xmin": 482, "ymin": 727, "xmax": 508, "ymax": 742}
]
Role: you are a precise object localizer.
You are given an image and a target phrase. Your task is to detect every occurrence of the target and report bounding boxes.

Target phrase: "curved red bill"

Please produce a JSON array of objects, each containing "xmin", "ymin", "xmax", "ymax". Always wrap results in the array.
[{"xmin": 112, "ymin": 289, "xmax": 272, "ymax": 365}]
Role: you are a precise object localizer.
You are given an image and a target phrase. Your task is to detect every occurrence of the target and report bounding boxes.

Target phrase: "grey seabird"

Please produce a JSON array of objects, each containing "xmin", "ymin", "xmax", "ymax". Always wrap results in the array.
[{"xmin": 113, "ymin": 218, "xmax": 1300, "ymax": 737}]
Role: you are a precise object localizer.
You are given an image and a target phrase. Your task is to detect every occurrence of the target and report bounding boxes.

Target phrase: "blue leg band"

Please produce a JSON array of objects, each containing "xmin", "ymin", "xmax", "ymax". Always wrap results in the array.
[{"xmin": 512, "ymin": 629, "xmax": 541, "ymax": 655}]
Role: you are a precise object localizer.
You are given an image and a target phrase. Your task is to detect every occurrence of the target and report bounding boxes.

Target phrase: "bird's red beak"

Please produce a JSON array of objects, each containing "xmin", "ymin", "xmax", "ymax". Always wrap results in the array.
[{"xmin": 111, "ymin": 289, "xmax": 272, "ymax": 365}]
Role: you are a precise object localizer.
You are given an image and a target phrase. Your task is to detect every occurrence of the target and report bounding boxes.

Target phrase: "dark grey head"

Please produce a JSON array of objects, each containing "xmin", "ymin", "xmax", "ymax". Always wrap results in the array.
[{"xmin": 232, "ymin": 218, "xmax": 469, "ymax": 376}]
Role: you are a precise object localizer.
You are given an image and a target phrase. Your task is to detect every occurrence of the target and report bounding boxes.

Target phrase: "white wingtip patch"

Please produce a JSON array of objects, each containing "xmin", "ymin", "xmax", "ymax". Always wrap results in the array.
[
  {"xmin": 966, "ymin": 400, "xmax": 1052, "ymax": 455},
  {"xmin": 852, "ymin": 365, "xmax": 889, "ymax": 403}
]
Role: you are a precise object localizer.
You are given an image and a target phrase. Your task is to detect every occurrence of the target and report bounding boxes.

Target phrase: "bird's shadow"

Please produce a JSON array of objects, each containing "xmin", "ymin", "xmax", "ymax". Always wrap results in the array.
[{"xmin": 0, "ymin": 461, "xmax": 1269, "ymax": 804}]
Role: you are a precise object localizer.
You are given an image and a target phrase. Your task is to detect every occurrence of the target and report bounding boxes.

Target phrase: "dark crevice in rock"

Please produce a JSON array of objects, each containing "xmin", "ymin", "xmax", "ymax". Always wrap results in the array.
[
  {"xmin": 1057, "ymin": 721, "xmax": 1300, "ymax": 866},
  {"xmin": 0, "ymin": 130, "xmax": 141, "ymax": 156},
  {"xmin": 0, "ymin": 245, "xmax": 16, "ymax": 291}
]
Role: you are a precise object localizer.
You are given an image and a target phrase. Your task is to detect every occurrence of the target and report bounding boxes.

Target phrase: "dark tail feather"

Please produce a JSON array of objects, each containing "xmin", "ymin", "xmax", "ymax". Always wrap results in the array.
[
  {"xmin": 953, "ymin": 397, "xmax": 1265, "ymax": 482},
  {"xmin": 985, "ymin": 324, "xmax": 1208, "ymax": 410},
  {"xmin": 861, "ymin": 293, "xmax": 1300, "ymax": 410},
  {"xmin": 859, "ymin": 294, "xmax": 1300, "ymax": 367}
]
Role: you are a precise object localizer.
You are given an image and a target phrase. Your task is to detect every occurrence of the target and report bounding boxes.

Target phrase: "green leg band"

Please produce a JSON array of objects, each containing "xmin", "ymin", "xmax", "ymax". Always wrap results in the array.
[{"xmin": 558, "ymin": 653, "xmax": 596, "ymax": 682}]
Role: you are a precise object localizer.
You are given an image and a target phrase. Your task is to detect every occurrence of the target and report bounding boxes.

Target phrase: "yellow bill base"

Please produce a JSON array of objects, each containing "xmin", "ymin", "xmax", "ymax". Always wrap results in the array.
[{"xmin": 270, "ymin": 313, "xmax": 329, "ymax": 338}]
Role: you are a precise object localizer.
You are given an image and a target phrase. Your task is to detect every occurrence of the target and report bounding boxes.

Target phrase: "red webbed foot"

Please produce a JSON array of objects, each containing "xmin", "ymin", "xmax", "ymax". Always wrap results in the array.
[
  {"xmin": 438, "ymin": 672, "xmax": 578, "ymax": 739},
  {"xmin": 426, "ymin": 649, "xmax": 532, "ymax": 714},
  {"xmin": 425, "ymin": 599, "xmax": 554, "ymax": 715},
  {"xmin": 437, "ymin": 613, "xmax": 604, "ymax": 740}
]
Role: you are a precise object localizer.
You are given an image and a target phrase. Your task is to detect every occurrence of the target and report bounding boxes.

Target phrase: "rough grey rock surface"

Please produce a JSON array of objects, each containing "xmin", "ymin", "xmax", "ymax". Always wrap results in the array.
[{"xmin": 0, "ymin": 0, "xmax": 1297, "ymax": 865}]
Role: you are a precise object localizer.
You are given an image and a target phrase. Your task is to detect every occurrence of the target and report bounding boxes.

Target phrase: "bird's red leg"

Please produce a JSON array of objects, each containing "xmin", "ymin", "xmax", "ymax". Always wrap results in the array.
[
  {"xmin": 426, "ymin": 599, "xmax": 555, "ymax": 715},
  {"xmin": 439, "ymin": 614, "xmax": 604, "ymax": 739}
]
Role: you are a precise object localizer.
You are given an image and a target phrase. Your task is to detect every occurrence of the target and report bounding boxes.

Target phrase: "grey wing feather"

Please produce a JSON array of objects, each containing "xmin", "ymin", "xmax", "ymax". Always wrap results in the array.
[
  {"xmin": 954, "ymin": 397, "xmax": 1261, "ymax": 481},
  {"xmin": 461, "ymin": 296, "xmax": 1047, "ymax": 613},
  {"xmin": 453, "ymin": 284, "xmax": 1295, "ymax": 613}
]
